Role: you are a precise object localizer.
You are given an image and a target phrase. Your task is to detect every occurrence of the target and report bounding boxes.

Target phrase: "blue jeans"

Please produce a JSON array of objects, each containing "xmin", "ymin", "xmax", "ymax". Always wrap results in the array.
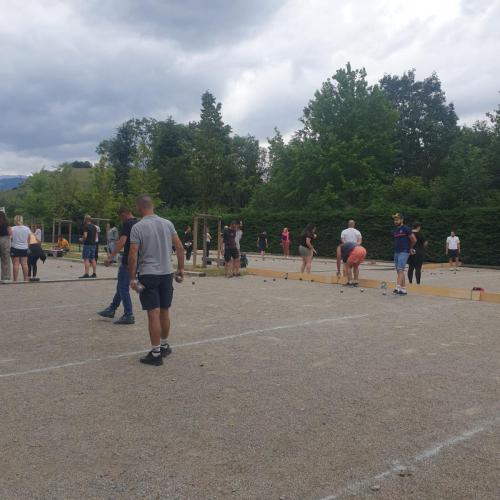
[
  {"xmin": 394, "ymin": 251, "xmax": 410, "ymax": 271},
  {"xmin": 110, "ymin": 264, "xmax": 133, "ymax": 316}
]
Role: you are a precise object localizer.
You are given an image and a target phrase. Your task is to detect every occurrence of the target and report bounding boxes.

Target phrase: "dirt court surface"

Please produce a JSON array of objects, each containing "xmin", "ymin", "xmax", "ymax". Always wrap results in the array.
[
  {"xmin": 1, "ymin": 259, "xmax": 499, "ymax": 499},
  {"xmin": 247, "ymin": 254, "xmax": 500, "ymax": 293}
]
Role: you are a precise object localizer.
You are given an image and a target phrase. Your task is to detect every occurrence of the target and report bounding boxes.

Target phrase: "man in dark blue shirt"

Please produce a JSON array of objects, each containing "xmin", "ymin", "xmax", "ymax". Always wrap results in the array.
[
  {"xmin": 392, "ymin": 213, "xmax": 416, "ymax": 295},
  {"xmin": 97, "ymin": 207, "xmax": 138, "ymax": 324}
]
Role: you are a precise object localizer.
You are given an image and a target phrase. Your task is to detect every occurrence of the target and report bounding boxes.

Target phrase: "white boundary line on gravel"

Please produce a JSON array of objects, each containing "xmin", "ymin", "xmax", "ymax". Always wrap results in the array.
[
  {"xmin": 0, "ymin": 314, "xmax": 368, "ymax": 379},
  {"xmin": 318, "ymin": 413, "xmax": 500, "ymax": 499}
]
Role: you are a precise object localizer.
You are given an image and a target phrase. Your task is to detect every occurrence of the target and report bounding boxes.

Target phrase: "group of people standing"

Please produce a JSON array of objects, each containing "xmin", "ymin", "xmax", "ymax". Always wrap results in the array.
[{"xmin": 0, "ymin": 212, "xmax": 46, "ymax": 282}]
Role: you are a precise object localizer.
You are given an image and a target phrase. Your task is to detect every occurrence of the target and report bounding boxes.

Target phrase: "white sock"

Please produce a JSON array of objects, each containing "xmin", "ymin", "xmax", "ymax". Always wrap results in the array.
[
  {"xmin": 160, "ymin": 339, "xmax": 169, "ymax": 347},
  {"xmin": 151, "ymin": 345, "xmax": 161, "ymax": 357}
]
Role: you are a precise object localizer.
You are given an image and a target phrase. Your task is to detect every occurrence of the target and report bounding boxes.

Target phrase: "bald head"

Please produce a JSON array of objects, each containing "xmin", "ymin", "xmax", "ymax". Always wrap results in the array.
[{"xmin": 136, "ymin": 195, "xmax": 154, "ymax": 216}]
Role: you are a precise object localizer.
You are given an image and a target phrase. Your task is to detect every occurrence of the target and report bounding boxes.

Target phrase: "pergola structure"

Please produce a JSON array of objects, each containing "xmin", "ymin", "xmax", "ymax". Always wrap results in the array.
[
  {"xmin": 52, "ymin": 218, "xmax": 72, "ymax": 245},
  {"xmin": 192, "ymin": 213, "xmax": 222, "ymax": 268}
]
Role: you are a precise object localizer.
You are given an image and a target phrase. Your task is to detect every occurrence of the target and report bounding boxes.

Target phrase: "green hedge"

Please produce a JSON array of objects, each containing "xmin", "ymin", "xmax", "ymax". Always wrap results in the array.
[{"xmin": 164, "ymin": 208, "xmax": 500, "ymax": 266}]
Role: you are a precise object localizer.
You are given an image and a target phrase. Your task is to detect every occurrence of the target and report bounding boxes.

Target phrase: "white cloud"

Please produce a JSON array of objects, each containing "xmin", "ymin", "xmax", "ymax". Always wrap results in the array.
[{"xmin": 0, "ymin": 0, "xmax": 499, "ymax": 174}]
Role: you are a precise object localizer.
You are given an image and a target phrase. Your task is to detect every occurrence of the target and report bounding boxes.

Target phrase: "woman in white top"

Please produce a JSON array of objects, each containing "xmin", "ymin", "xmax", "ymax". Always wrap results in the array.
[{"xmin": 10, "ymin": 215, "xmax": 31, "ymax": 281}]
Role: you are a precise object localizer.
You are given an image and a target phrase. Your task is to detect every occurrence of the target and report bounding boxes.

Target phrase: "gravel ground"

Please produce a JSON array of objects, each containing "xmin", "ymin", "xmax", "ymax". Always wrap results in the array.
[
  {"xmin": 1, "ymin": 262, "xmax": 499, "ymax": 499},
  {"xmin": 246, "ymin": 255, "xmax": 500, "ymax": 293}
]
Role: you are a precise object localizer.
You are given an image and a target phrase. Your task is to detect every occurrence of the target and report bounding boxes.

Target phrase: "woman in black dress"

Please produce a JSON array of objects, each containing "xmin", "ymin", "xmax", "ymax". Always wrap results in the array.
[{"xmin": 408, "ymin": 222, "xmax": 427, "ymax": 284}]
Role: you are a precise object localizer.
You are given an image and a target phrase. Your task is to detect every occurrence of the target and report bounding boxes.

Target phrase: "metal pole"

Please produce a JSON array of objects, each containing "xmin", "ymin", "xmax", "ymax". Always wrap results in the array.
[
  {"xmin": 52, "ymin": 219, "xmax": 55, "ymax": 245},
  {"xmin": 192, "ymin": 216, "xmax": 198, "ymax": 268},
  {"xmin": 217, "ymin": 219, "xmax": 222, "ymax": 268},
  {"xmin": 202, "ymin": 217, "xmax": 208, "ymax": 268}
]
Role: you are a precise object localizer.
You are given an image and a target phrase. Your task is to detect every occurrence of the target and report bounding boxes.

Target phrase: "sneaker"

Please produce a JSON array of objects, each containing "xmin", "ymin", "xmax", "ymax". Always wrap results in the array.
[
  {"xmin": 398, "ymin": 289, "xmax": 408, "ymax": 296},
  {"xmin": 161, "ymin": 344, "xmax": 172, "ymax": 358},
  {"xmin": 352, "ymin": 282, "xmax": 359, "ymax": 287},
  {"xmin": 342, "ymin": 282, "xmax": 352, "ymax": 287},
  {"xmin": 90, "ymin": 273, "xmax": 97, "ymax": 278},
  {"xmin": 140, "ymin": 351, "xmax": 163, "ymax": 366},
  {"xmin": 97, "ymin": 307, "xmax": 115, "ymax": 319},
  {"xmin": 392, "ymin": 288, "xmax": 400, "ymax": 295},
  {"xmin": 114, "ymin": 314, "xmax": 135, "ymax": 325},
  {"xmin": 79, "ymin": 274, "xmax": 90, "ymax": 279},
  {"xmin": 29, "ymin": 277, "xmax": 40, "ymax": 282}
]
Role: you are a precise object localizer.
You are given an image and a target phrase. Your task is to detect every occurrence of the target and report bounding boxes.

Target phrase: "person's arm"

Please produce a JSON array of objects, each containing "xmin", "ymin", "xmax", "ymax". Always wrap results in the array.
[
  {"xmin": 336, "ymin": 246, "xmax": 342, "ymax": 276},
  {"xmin": 7, "ymin": 226, "xmax": 12, "ymax": 238},
  {"xmin": 457, "ymin": 239, "xmax": 461, "ymax": 254},
  {"xmin": 105, "ymin": 235, "xmax": 127, "ymax": 263},
  {"xmin": 80, "ymin": 230, "xmax": 87, "ymax": 243},
  {"xmin": 172, "ymin": 234, "xmax": 185, "ymax": 281},
  {"xmin": 445, "ymin": 238, "xmax": 449, "ymax": 255},
  {"xmin": 306, "ymin": 236, "xmax": 317, "ymax": 254},
  {"xmin": 409, "ymin": 233, "xmax": 417, "ymax": 249},
  {"xmin": 357, "ymin": 231, "xmax": 362, "ymax": 245},
  {"xmin": 128, "ymin": 242, "xmax": 139, "ymax": 290}
]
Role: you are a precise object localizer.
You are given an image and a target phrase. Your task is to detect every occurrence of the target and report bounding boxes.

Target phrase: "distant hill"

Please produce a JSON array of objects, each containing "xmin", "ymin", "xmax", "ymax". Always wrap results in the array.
[{"xmin": 0, "ymin": 175, "xmax": 27, "ymax": 191}]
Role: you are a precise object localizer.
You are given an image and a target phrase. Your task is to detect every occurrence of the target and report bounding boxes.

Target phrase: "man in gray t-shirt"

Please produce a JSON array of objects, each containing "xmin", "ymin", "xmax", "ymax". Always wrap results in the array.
[{"xmin": 128, "ymin": 195, "xmax": 185, "ymax": 366}]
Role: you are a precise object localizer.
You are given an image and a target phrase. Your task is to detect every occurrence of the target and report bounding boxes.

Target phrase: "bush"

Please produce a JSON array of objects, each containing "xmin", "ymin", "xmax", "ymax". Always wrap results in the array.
[{"xmin": 163, "ymin": 208, "xmax": 500, "ymax": 266}]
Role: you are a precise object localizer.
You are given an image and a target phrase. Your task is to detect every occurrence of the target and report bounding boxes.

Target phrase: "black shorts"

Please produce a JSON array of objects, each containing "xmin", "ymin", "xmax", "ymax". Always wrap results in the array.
[
  {"xmin": 448, "ymin": 249, "xmax": 459, "ymax": 260},
  {"xmin": 138, "ymin": 274, "xmax": 174, "ymax": 311},
  {"xmin": 10, "ymin": 247, "xmax": 28, "ymax": 258},
  {"xmin": 224, "ymin": 248, "xmax": 239, "ymax": 262}
]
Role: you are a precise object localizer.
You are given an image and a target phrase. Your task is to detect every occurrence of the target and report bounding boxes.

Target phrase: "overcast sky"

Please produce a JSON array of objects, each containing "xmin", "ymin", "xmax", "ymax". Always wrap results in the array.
[{"xmin": 1, "ymin": 0, "xmax": 499, "ymax": 176}]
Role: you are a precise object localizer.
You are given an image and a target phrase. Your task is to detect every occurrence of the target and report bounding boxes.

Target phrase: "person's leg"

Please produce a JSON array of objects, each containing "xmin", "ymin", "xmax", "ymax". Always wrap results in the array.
[
  {"xmin": 407, "ymin": 257, "xmax": 414, "ymax": 283},
  {"xmin": 28, "ymin": 256, "xmax": 33, "ymax": 278},
  {"xmin": 137, "ymin": 276, "xmax": 163, "ymax": 364},
  {"xmin": 0, "ymin": 238, "xmax": 11, "ymax": 280},
  {"xmin": 300, "ymin": 256, "xmax": 306, "ymax": 273},
  {"xmin": 147, "ymin": 308, "xmax": 161, "ymax": 347},
  {"xmin": 31, "ymin": 256, "xmax": 39, "ymax": 278},
  {"xmin": 353, "ymin": 264, "xmax": 360, "ymax": 282},
  {"xmin": 20, "ymin": 256, "xmax": 29, "ymax": 281},
  {"xmin": 415, "ymin": 254, "xmax": 423, "ymax": 284},
  {"xmin": 118, "ymin": 265, "xmax": 133, "ymax": 317},
  {"xmin": 305, "ymin": 254, "xmax": 312, "ymax": 273},
  {"xmin": 12, "ymin": 256, "xmax": 19, "ymax": 281},
  {"xmin": 84, "ymin": 258, "xmax": 90, "ymax": 275},
  {"xmin": 91, "ymin": 258, "xmax": 97, "ymax": 275},
  {"xmin": 160, "ymin": 309, "xmax": 170, "ymax": 341}
]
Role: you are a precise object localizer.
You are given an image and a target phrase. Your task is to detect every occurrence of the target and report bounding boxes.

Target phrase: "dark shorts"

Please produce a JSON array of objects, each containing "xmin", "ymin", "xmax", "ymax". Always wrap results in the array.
[
  {"xmin": 138, "ymin": 273, "xmax": 174, "ymax": 311},
  {"xmin": 10, "ymin": 247, "xmax": 28, "ymax": 258},
  {"xmin": 82, "ymin": 244, "xmax": 96, "ymax": 260},
  {"xmin": 448, "ymin": 249, "xmax": 458, "ymax": 260},
  {"xmin": 224, "ymin": 248, "xmax": 239, "ymax": 262}
]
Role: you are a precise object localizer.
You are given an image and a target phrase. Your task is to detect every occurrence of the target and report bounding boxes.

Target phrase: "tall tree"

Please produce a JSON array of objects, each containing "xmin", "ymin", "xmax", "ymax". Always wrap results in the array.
[
  {"xmin": 150, "ymin": 118, "xmax": 194, "ymax": 207},
  {"xmin": 97, "ymin": 118, "xmax": 157, "ymax": 192},
  {"xmin": 187, "ymin": 91, "xmax": 234, "ymax": 210},
  {"xmin": 380, "ymin": 69, "xmax": 458, "ymax": 180}
]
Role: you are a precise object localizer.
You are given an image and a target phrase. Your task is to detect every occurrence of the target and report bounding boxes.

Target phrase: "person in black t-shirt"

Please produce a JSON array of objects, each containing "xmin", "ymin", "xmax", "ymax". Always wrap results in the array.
[
  {"xmin": 298, "ymin": 223, "xmax": 317, "ymax": 273},
  {"xmin": 407, "ymin": 222, "xmax": 427, "ymax": 285},
  {"xmin": 79, "ymin": 215, "xmax": 97, "ymax": 278},
  {"xmin": 223, "ymin": 221, "xmax": 240, "ymax": 277},
  {"xmin": 97, "ymin": 207, "xmax": 138, "ymax": 324}
]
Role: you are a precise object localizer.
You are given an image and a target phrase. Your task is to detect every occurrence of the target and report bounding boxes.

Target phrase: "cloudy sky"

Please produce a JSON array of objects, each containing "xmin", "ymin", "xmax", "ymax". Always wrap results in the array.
[{"xmin": 1, "ymin": 0, "xmax": 499, "ymax": 175}]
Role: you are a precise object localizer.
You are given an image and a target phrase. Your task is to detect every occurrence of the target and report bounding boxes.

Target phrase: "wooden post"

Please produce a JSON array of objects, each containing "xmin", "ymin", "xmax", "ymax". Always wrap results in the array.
[
  {"xmin": 192, "ymin": 216, "xmax": 198, "ymax": 269},
  {"xmin": 202, "ymin": 217, "xmax": 208, "ymax": 268},
  {"xmin": 217, "ymin": 219, "xmax": 222, "ymax": 268},
  {"xmin": 52, "ymin": 219, "xmax": 56, "ymax": 244}
]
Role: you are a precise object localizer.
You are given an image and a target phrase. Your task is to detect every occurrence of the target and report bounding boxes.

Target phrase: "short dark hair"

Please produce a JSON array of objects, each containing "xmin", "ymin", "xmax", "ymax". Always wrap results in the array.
[
  {"xmin": 136, "ymin": 195, "xmax": 153, "ymax": 210},
  {"xmin": 117, "ymin": 206, "xmax": 131, "ymax": 215}
]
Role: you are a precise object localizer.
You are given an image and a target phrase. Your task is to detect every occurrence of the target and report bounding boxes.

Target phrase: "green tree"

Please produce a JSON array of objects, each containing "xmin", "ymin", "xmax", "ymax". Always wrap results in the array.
[
  {"xmin": 87, "ymin": 160, "xmax": 119, "ymax": 218},
  {"xmin": 380, "ymin": 69, "xmax": 458, "ymax": 180},
  {"xmin": 150, "ymin": 118, "xmax": 194, "ymax": 207},
  {"xmin": 187, "ymin": 91, "xmax": 235, "ymax": 210},
  {"xmin": 97, "ymin": 118, "xmax": 158, "ymax": 193}
]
